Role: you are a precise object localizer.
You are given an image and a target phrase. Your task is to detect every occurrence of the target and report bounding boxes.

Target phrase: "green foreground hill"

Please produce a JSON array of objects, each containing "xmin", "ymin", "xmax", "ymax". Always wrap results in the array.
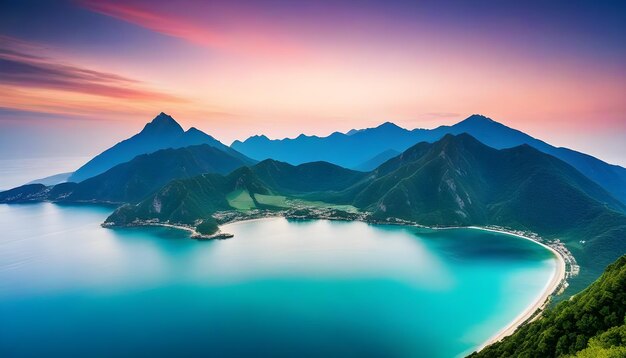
[
  {"xmin": 470, "ymin": 255, "xmax": 626, "ymax": 357},
  {"xmin": 104, "ymin": 161, "xmax": 365, "ymax": 232}
]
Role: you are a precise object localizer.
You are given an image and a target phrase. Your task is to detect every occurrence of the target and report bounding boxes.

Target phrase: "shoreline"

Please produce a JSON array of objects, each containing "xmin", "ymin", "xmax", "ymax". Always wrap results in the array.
[
  {"xmin": 102, "ymin": 221, "xmax": 234, "ymax": 240},
  {"xmin": 461, "ymin": 226, "xmax": 567, "ymax": 351}
]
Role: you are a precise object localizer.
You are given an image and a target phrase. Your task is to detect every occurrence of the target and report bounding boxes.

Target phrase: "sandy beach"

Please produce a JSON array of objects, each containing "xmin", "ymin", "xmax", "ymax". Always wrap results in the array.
[{"xmin": 468, "ymin": 226, "xmax": 567, "ymax": 351}]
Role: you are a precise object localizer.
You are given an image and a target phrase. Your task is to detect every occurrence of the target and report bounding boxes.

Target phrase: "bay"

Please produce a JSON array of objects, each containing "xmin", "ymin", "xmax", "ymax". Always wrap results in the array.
[{"xmin": 0, "ymin": 203, "xmax": 556, "ymax": 357}]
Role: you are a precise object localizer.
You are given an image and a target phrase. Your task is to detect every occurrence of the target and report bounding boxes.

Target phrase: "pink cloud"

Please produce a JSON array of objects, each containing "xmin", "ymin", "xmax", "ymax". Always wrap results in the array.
[
  {"xmin": 78, "ymin": 0, "xmax": 304, "ymax": 58},
  {"xmin": 0, "ymin": 36, "xmax": 183, "ymax": 102}
]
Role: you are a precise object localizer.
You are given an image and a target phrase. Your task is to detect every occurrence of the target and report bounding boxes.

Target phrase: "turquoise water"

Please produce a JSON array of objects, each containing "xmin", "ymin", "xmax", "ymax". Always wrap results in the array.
[{"xmin": 0, "ymin": 203, "xmax": 556, "ymax": 357}]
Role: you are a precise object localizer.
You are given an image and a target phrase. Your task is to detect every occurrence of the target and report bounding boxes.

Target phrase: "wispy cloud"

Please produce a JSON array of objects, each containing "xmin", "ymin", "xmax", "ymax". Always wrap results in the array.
[
  {"xmin": 0, "ymin": 36, "xmax": 190, "ymax": 120},
  {"xmin": 0, "ymin": 36, "xmax": 182, "ymax": 102},
  {"xmin": 77, "ymin": 0, "xmax": 303, "ymax": 57}
]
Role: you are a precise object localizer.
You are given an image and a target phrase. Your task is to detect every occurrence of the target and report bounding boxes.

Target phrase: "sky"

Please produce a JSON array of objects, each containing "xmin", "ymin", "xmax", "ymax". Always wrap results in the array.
[{"xmin": 0, "ymin": 0, "xmax": 625, "ymax": 165}]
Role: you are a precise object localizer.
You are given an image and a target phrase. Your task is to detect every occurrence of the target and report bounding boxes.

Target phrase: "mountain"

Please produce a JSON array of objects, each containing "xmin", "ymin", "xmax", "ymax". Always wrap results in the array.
[
  {"xmin": 231, "ymin": 121, "xmax": 423, "ymax": 169},
  {"xmin": 343, "ymin": 134, "xmax": 625, "ymax": 221},
  {"xmin": 251, "ymin": 160, "xmax": 368, "ymax": 194},
  {"xmin": 232, "ymin": 114, "xmax": 626, "ymax": 204},
  {"xmin": 470, "ymin": 255, "xmax": 626, "ymax": 358},
  {"xmin": 437, "ymin": 115, "xmax": 626, "ymax": 206},
  {"xmin": 0, "ymin": 144, "xmax": 255, "ymax": 204},
  {"xmin": 69, "ymin": 112, "xmax": 242, "ymax": 182},
  {"xmin": 104, "ymin": 161, "xmax": 366, "ymax": 233},
  {"xmin": 105, "ymin": 167, "xmax": 272, "ymax": 233}
]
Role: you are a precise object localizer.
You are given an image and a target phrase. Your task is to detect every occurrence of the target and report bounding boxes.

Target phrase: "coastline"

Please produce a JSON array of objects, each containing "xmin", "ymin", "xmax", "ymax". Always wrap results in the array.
[
  {"xmin": 463, "ymin": 226, "xmax": 567, "ymax": 352},
  {"xmin": 102, "ymin": 221, "xmax": 234, "ymax": 240}
]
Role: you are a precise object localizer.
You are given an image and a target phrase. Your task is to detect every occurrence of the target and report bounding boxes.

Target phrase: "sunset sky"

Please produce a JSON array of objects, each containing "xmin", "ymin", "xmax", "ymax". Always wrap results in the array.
[{"xmin": 1, "ymin": 0, "xmax": 625, "ymax": 165}]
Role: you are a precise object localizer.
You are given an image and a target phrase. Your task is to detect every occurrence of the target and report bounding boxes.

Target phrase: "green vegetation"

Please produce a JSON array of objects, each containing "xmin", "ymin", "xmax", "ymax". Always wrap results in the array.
[
  {"xmin": 470, "ymin": 255, "xmax": 626, "ymax": 358},
  {"xmin": 196, "ymin": 218, "xmax": 219, "ymax": 235},
  {"xmin": 226, "ymin": 189, "xmax": 256, "ymax": 210},
  {"xmin": 572, "ymin": 325, "xmax": 626, "ymax": 358},
  {"xmin": 254, "ymin": 194, "xmax": 290, "ymax": 208},
  {"xmin": 104, "ymin": 160, "xmax": 364, "ymax": 226},
  {"xmin": 251, "ymin": 159, "xmax": 368, "ymax": 193},
  {"xmin": 105, "ymin": 173, "xmax": 235, "ymax": 226},
  {"xmin": 288, "ymin": 199, "xmax": 358, "ymax": 213}
]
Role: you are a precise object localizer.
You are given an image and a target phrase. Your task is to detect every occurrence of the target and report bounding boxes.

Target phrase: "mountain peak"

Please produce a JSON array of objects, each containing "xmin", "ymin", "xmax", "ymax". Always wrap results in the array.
[
  {"xmin": 430, "ymin": 133, "xmax": 483, "ymax": 154},
  {"xmin": 460, "ymin": 114, "xmax": 495, "ymax": 124},
  {"xmin": 141, "ymin": 112, "xmax": 184, "ymax": 135},
  {"xmin": 376, "ymin": 121, "xmax": 403, "ymax": 130},
  {"xmin": 250, "ymin": 134, "xmax": 269, "ymax": 141},
  {"xmin": 184, "ymin": 126, "xmax": 215, "ymax": 140}
]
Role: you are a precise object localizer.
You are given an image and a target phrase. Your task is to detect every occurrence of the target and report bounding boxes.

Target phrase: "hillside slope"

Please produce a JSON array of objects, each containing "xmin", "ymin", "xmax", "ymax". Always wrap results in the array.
[
  {"xmin": 104, "ymin": 160, "xmax": 365, "ymax": 232},
  {"xmin": 105, "ymin": 167, "xmax": 272, "ymax": 228},
  {"xmin": 252, "ymin": 160, "xmax": 368, "ymax": 193}
]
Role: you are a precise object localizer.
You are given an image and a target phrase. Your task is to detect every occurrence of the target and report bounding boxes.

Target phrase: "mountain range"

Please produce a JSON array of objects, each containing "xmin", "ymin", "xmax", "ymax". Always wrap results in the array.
[
  {"xmin": 27, "ymin": 113, "xmax": 626, "ymax": 209},
  {"xmin": 232, "ymin": 115, "xmax": 626, "ymax": 204}
]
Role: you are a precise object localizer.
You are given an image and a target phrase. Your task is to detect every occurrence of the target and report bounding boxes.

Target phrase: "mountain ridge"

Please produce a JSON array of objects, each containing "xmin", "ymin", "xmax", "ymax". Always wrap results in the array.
[{"xmin": 232, "ymin": 114, "xmax": 626, "ymax": 204}]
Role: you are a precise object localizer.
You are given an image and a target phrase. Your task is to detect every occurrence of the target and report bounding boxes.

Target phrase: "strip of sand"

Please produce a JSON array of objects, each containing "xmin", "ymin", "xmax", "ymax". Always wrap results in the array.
[{"xmin": 464, "ymin": 226, "xmax": 567, "ymax": 351}]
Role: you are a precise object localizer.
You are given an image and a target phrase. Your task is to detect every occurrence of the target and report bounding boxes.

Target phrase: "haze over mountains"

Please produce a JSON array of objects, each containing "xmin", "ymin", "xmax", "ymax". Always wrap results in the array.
[
  {"xmin": 0, "ymin": 145, "xmax": 254, "ymax": 204},
  {"xmin": 233, "ymin": 115, "xmax": 626, "ymax": 204},
  {"xmin": 27, "ymin": 113, "xmax": 626, "ymax": 208}
]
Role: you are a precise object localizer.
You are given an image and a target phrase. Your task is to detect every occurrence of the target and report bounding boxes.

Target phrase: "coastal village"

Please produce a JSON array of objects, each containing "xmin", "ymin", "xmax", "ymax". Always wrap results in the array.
[{"xmin": 483, "ymin": 226, "xmax": 579, "ymax": 275}]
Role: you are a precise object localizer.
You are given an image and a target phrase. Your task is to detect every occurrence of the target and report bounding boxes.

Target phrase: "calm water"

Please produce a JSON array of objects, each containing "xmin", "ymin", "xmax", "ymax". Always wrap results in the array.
[
  {"xmin": 0, "ymin": 203, "xmax": 556, "ymax": 357},
  {"xmin": 0, "ymin": 157, "xmax": 89, "ymax": 190}
]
